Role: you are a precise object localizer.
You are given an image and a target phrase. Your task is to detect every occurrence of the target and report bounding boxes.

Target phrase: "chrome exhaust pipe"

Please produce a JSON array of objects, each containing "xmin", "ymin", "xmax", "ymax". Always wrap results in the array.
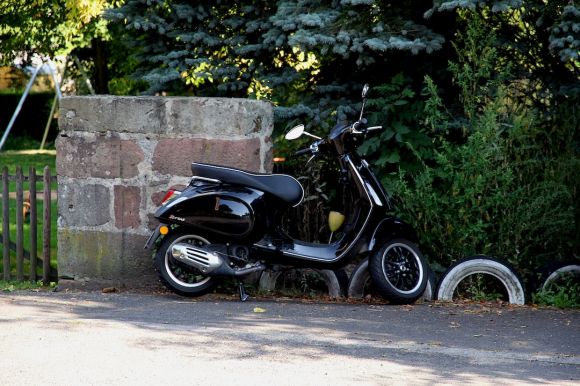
[
  {"xmin": 171, "ymin": 243, "xmax": 265, "ymax": 277},
  {"xmin": 171, "ymin": 243, "xmax": 224, "ymax": 274}
]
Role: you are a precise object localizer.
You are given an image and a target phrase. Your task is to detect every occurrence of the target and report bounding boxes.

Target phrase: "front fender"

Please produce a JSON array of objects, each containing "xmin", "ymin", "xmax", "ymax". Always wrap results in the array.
[{"xmin": 367, "ymin": 217, "xmax": 418, "ymax": 252}]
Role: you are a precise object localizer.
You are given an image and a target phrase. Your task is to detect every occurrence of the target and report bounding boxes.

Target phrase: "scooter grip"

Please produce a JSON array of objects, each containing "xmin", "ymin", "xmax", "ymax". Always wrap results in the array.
[{"xmin": 295, "ymin": 147, "xmax": 312, "ymax": 156}]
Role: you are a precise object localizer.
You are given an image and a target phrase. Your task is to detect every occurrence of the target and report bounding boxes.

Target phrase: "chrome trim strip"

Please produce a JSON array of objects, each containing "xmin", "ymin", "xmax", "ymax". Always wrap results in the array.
[
  {"xmin": 369, "ymin": 218, "xmax": 389, "ymax": 251},
  {"xmin": 164, "ymin": 195, "xmax": 189, "ymax": 209},
  {"xmin": 341, "ymin": 155, "xmax": 374, "ymax": 257},
  {"xmin": 191, "ymin": 176, "xmax": 221, "ymax": 184},
  {"xmin": 366, "ymin": 183, "xmax": 383, "ymax": 207}
]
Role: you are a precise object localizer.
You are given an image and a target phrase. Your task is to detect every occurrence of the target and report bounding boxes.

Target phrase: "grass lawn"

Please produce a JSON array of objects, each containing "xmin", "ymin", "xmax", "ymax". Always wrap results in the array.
[{"xmin": 0, "ymin": 150, "xmax": 57, "ymax": 281}]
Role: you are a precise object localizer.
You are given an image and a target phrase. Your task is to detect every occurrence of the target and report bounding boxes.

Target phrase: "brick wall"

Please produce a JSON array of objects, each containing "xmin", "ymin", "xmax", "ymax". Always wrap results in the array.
[{"xmin": 57, "ymin": 96, "xmax": 273, "ymax": 286}]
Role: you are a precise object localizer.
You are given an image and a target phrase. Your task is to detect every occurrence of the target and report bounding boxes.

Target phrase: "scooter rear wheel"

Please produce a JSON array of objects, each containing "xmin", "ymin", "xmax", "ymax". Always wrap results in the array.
[
  {"xmin": 154, "ymin": 231, "xmax": 217, "ymax": 296},
  {"xmin": 368, "ymin": 239, "xmax": 428, "ymax": 304}
]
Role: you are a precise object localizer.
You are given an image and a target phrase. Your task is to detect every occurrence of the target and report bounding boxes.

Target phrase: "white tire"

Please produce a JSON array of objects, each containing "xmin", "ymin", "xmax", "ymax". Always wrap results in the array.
[
  {"xmin": 541, "ymin": 263, "xmax": 580, "ymax": 291},
  {"xmin": 437, "ymin": 256, "xmax": 525, "ymax": 305}
]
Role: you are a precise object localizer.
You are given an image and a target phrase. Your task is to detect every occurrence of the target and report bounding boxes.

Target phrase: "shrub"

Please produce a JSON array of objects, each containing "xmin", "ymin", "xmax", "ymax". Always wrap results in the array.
[
  {"xmin": 533, "ymin": 280, "xmax": 580, "ymax": 309},
  {"xmin": 393, "ymin": 117, "xmax": 575, "ymax": 278},
  {"xmin": 391, "ymin": 13, "xmax": 578, "ymax": 280}
]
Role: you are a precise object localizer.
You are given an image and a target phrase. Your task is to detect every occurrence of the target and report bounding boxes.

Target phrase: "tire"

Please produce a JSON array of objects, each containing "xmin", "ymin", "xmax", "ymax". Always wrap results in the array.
[
  {"xmin": 154, "ymin": 231, "xmax": 217, "ymax": 297},
  {"xmin": 538, "ymin": 262, "xmax": 580, "ymax": 291},
  {"xmin": 436, "ymin": 256, "xmax": 525, "ymax": 305},
  {"xmin": 368, "ymin": 239, "xmax": 428, "ymax": 304},
  {"xmin": 422, "ymin": 267, "xmax": 437, "ymax": 302},
  {"xmin": 347, "ymin": 258, "xmax": 370, "ymax": 299},
  {"xmin": 258, "ymin": 268, "xmax": 345, "ymax": 298},
  {"xmin": 348, "ymin": 257, "xmax": 436, "ymax": 301}
]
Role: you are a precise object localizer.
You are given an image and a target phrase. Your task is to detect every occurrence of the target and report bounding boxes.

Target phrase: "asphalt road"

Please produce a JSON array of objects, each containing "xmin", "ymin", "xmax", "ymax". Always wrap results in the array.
[{"xmin": 0, "ymin": 291, "xmax": 578, "ymax": 385}]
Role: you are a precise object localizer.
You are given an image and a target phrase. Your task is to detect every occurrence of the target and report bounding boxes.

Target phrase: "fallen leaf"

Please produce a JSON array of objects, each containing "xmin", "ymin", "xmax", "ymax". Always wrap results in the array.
[{"xmin": 253, "ymin": 307, "xmax": 266, "ymax": 313}]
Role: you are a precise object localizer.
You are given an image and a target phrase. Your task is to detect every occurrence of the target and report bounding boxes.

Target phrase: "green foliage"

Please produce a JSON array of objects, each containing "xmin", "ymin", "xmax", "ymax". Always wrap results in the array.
[
  {"xmin": 448, "ymin": 16, "xmax": 502, "ymax": 121},
  {"xmin": 0, "ymin": 92, "xmax": 58, "ymax": 147},
  {"xmin": 455, "ymin": 273, "xmax": 507, "ymax": 302},
  {"xmin": 1, "ymin": 136, "xmax": 42, "ymax": 151},
  {"xmin": 533, "ymin": 279, "xmax": 580, "ymax": 309},
  {"xmin": 106, "ymin": 0, "xmax": 446, "ymax": 133},
  {"xmin": 391, "ymin": 12, "xmax": 578, "ymax": 280},
  {"xmin": 430, "ymin": 1, "xmax": 580, "ymax": 129},
  {"xmin": 395, "ymin": 120, "xmax": 575, "ymax": 273},
  {"xmin": 1, "ymin": 280, "xmax": 56, "ymax": 292},
  {"xmin": 0, "ymin": 0, "xmax": 114, "ymax": 65},
  {"xmin": 0, "ymin": 0, "xmax": 65, "ymax": 64},
  {"xmin": 0, "ymin": 152, "xmax": 58, "ymax": 279},
  {"xmin": 278, "ymin": 157, "xmax": 341, "ymax": 243},
  {"xmin": 549, "ymin": 5, "xmax": 580, "ymax": 64},
  {"xmin": 0, "ymin": 152, "xmax": 56, "ymax": 174},
  {"xmin": 357, "ymin": 74, "xmax": 432, "ymax": 190},
  {"xmin": 394, "ymin": 121, "xmax": 510, "ymax": 265},
  {"xmin": 278, "ymin": 269, "xmax": 329, "ymax": 298}
]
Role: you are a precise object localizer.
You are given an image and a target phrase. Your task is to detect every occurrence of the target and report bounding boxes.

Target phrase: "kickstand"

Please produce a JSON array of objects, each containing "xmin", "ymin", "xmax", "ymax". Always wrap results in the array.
[{"xmin": 238, "ymin": 281, "xmax": 250, "ymax": 302}]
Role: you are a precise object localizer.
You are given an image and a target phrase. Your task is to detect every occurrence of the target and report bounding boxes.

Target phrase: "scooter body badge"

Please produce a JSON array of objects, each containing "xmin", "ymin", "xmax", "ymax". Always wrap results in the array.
[{"xmin": 169, "ymin": 214, "xmax": 185, "ymax": 222}]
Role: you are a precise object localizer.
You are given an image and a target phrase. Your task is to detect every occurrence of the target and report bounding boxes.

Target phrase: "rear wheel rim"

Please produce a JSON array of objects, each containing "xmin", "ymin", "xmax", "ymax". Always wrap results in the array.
[
  {"xmin": 381, "ymin": 243, "xmax": 424, "ymax": 295},
  {"xmin": 165, "ymin": 234, "xmax": 212, "ymax": 288}
]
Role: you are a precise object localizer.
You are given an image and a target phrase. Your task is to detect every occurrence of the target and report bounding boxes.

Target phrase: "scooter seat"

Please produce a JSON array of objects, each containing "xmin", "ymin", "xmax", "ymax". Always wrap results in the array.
[{"xmin": 191, "ymin": 163, "xmax": 304, "ymax": 207}]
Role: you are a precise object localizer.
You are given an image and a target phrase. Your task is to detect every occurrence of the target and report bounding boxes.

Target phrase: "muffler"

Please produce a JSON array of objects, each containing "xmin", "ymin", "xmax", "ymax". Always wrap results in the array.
[
  {"xmin": 171, "ymin": 243, "xmax": 224, "ymax": 274},
  {"xmin": 170, "ymin": 243, "xmax": 265, "ymax": 277}
]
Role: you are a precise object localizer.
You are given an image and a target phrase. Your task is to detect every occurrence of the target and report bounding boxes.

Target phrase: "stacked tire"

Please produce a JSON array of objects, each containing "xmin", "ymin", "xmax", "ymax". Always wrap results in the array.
[{"xmin": 436, "ymin": 256, "xmax": 526, "ymax": 305}]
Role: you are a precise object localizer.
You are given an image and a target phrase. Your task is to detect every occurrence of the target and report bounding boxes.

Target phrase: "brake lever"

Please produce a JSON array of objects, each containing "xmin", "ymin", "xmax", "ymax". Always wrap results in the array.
[{"xmin": 305, "ymin": 142, "xmax": 320, "ymax": 164}]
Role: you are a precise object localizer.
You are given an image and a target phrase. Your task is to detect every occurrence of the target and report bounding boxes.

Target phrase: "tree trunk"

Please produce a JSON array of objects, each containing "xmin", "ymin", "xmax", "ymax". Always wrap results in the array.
[{"xmin": 93, "ymin": 38, "xmax": 109, "ymax": 94}]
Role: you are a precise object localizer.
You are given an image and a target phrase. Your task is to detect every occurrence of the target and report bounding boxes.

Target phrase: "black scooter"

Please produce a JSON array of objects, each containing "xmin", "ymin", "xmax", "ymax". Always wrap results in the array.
[{"xmin": 145, "ymin": 85, "xmax": 428, "ymax": 304}]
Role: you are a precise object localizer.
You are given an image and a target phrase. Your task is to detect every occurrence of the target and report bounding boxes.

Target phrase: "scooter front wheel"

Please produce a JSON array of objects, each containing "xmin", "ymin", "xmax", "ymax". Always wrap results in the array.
[
  {"xmin": 368, "ymin": 239, "xmax": 428, "ymax": 304},
  {"xmin": 154, "ymin": 231, "xmax": 217, "ymax": 296}
]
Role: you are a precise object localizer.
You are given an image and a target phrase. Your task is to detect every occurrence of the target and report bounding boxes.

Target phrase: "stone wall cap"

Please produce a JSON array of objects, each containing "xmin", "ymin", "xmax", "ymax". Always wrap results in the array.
[
  {"xmin": 61, "ymin": 95, "xmax": 273, "ymax": 106},
  {"xmin": 59, "ymin": 95, "xmax": 273, "ymax": 137}
]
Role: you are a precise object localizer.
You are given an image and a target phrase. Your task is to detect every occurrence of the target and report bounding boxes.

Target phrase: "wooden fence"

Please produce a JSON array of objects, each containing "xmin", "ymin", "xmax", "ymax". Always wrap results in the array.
[{"xmin": 1, "ymin": 166, "xmax": 56, "ymax": 284}]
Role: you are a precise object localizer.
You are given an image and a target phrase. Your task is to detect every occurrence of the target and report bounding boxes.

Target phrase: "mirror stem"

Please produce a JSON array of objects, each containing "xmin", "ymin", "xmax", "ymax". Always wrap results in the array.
[
  {"xmin": 304, "ymin": 132, "xmax": 322, "ymax": 140},
  {"xmin": 359, "ymin": 99, "xmax": 366, "ymax": 121}
]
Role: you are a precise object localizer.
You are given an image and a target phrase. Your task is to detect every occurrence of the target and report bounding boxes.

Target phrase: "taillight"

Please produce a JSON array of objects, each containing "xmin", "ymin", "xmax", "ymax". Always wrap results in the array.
[{"xmin": 161, "ymin": 189, "xmax": 181, "ymax": 205}]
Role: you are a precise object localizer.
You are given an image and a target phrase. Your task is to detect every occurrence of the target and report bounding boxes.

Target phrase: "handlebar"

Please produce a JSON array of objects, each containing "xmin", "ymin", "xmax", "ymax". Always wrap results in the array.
[
  {"xmin": 366, "ymin": 125, "xmax": 382, "ymax": 132},
  {"xmin": 294, "ymin": 147, "xmax": 312, "ymax": 156},
  {"xmin": 350, "ymin": 120, "xmax": 382, "ymax": 135},
  {"xmin": 292, "ymin": 122, "xmax": 382, "ymax": 157}
]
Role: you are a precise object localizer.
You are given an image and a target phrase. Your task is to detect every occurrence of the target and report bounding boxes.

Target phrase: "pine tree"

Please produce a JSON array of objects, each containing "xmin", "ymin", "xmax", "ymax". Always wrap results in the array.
[{"xmin": 107, "ymin": 0, "xmax": 445, "ymax": 130}]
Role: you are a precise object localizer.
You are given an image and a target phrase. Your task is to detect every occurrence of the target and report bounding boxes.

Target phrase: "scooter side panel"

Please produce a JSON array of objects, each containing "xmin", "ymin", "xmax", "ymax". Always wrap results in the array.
[{"xmin": 155, "ymin": 183, "xmax": 270, "ymax": 242}]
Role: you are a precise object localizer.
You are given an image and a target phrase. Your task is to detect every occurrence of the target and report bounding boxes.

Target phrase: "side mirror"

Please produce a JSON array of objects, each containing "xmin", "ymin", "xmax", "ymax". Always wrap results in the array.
[
  {"xmin": 362, "ymin": 84, "xmax": 370, "ymax": 99},
  {"xmin": 285, "ymin": 124, "xmax": 305, "ymax": 140}
]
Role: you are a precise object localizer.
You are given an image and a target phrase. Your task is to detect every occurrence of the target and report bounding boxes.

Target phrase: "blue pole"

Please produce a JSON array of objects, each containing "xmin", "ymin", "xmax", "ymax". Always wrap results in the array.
[{"xmin": 0, "ymin": 64, "xmax": 43, "ymax": 151}]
